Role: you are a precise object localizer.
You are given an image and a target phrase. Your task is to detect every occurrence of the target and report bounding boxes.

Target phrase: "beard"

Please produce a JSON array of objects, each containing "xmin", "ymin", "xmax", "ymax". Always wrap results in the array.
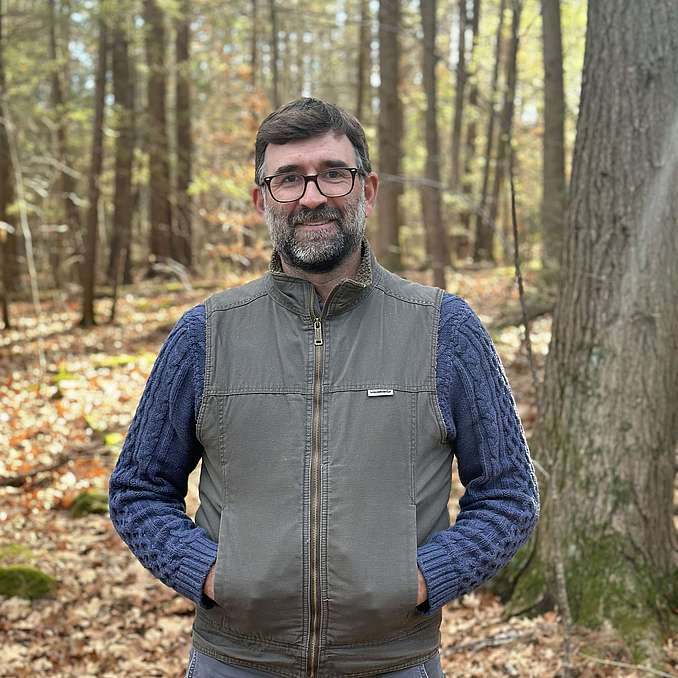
[{"xmin": 264, "ymin": 189, "xmax": 367, "ymax": 273}]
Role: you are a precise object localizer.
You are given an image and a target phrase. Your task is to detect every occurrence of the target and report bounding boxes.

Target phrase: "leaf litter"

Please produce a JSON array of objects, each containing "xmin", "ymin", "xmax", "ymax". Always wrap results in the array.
[{"xmin": 0, "ymin": 269, "xmax": 676, "ymax": 677}]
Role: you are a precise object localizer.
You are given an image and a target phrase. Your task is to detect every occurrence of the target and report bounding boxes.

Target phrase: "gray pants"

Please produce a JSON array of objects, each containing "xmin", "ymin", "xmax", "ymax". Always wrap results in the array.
[{"xmin": 185, "ymin": 646, "xmax": 445, "ymax": 678}]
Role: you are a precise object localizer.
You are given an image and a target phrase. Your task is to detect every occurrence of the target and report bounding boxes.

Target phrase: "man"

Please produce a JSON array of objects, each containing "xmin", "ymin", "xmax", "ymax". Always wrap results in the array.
[{"xmin": 109, "ymin": 98, "xmax": 539, "ymax": 678}]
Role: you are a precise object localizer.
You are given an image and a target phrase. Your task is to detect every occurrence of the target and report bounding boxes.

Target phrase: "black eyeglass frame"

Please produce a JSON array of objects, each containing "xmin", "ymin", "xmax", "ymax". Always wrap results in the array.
[{"xmin": 260, "ymin": 167, "xmax": 365, "ymax": 203}]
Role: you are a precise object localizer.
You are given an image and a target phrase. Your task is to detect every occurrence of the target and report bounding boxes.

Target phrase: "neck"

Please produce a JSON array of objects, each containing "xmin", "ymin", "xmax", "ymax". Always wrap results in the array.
[{"xmin": 278, "ymin": 246, "xmax": 362, "ymax": 302}]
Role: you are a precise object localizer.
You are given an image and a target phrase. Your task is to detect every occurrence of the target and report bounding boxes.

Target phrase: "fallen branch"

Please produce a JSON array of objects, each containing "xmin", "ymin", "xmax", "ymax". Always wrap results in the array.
[
  {"xmin": 0, "ymin": 444, "xmax": 109, "ymax": 488},
  {"xmin": 577, "ymin": 653, "xmax": 677, "ymax": 678},
  {"xmin": 443, "ymin": 630, "xmax": 534, "ymax": 656}
]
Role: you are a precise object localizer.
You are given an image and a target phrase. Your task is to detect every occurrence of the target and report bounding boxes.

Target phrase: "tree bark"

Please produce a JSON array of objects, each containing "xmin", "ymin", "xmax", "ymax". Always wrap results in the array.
[
  {"xmin": 0, "ymin": 2, "xmax": 15, "ymax": 328},
  {"xmin": 484, "ymin": 0, "xmax": 522, "ymax": 263},
  {"xmin": 269, "ymin": 0, "xmax": 280, "ymax": 108},
  {"xmin": 175, "ymin": 0, "xmax": 192, "ymax": 268},
  {"xmin": 540, "ymin": 0, "xmax": 566, "ymax": 277},
  {"xmin": 473, "ymin": 0, "xmax": 506, "ymax": 263},
  {"xmin": 420, "ymin": 0, "xmax": 447, "ymax": 287},
  {"xmin": 355, "ymin": 0, "xmax": 370, "ymax": 121},
  {"xmin": 376, "ymin": 0, "xmax": 402, "ymax": 270},
  {"xmin": 143, "ymin": 0, "xmax": 174, "ymax": 266},
  {"xmin": 49, "ymin": 0, "xmax": 81, "ymax": 287},
  {"xmin": 80, "ymin": 16, "xmax": 107, "ymax": 327},
  {"xmin": 510, "ymin": 1, "xmax": 678, "ymax": 651},
  {"xmin": 108, "ymin": 13, "xmax": 135, "ymax": 286},
  {"xmin": 449, "ymin": 0, "xmax": 466, "ymax": 192}
]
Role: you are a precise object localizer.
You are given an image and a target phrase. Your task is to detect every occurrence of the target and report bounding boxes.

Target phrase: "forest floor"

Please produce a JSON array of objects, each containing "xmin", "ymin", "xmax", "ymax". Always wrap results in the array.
[{"xmin": 0, "ymin": 265, "xmax": 676, "ymax": 678}]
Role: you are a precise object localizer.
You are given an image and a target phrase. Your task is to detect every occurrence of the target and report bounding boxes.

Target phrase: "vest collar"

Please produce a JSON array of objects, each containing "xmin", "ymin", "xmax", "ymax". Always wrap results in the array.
[{"xmin": 267, "ymin": 239, "xmax": 380, "ymax": 319}]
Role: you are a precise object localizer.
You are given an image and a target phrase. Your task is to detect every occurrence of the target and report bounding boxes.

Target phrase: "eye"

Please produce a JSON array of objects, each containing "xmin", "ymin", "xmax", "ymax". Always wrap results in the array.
[{"xmin": 280, "ymin": 173, "xmax": 301, "ymax": 184}]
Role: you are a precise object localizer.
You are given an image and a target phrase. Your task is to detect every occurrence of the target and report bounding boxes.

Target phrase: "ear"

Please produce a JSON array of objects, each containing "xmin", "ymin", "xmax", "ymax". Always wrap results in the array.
[
  {"xmin": 252, "ymin": 184, "xmax": 265, "ymax": 215},
  {"xmin": 363, "ymin": 172, "xmax": 379, "ymax": 218}
]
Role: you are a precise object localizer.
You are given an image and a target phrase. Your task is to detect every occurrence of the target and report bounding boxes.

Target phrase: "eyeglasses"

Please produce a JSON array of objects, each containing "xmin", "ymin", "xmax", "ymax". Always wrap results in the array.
[{"xmin": 261, "ymin": 167, "xmax": 363, "ymax": 203}]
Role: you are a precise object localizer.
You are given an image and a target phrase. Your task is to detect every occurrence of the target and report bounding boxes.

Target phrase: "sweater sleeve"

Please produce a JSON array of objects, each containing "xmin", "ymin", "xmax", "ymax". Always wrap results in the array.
[
  {"xmin": 108, "ymin": 304, "xmax": 217, "ymax": 608},
  {"xmin": 416, "ymin": 293, "xmax": 539, "ymax": 613}
]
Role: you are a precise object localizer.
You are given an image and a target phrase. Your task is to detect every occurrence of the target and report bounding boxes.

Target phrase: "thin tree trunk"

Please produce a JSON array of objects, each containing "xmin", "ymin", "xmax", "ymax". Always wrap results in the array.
[
  {"xmin": 420, "ymin": 0, "xmax": 447, "ymax": 287},
  {"xmin": 143, "ymin": 0, "xmax": 173, "ymax": 267},
  {"xmin": 80, "ymin": 16, "xmax": 108, "ymax": 327},
  {"xmin": 0, "ymin": 2, "xmax": 15, "ymax": 328},
  {"xmin": 108, "ymin": 14, "xmax": 135, "ymax": 286},
  {"xmin": 540, "ymin": 0, "xmax": 566, "ymax": 277},
  {"xmin": 269, "ymin": 0, "xmax": 280, "ymax": 108},
  {"xmin": 251, "ymin": 0, "xmax": 258, "ymax": 88},
  {"xmin": 459, "ymin": 0, "xmax": 480, "ymax": 254},
  {"xmin": 377, "ymin": 0, "xmax": 402, "ymax": 270},
  {"xmin": 49, "ymin": 0, "xmax": 81, "ymax": 286},
  {"xmin": 511, "ymin": 1, "xmax": 678, "ymax": 652},
  {"xmin": 473, "ymin": 0, "xmax": 506, "ymax": 262},
  {"xmin": 484, "ymin": 0, "xmax": 522, "ymax": 263},
  {"xmin": 356, "ymin": 0, "xmax": 370, "ymax": 121},
  {"xmin": 175, "ymin": 0, "xmax": 192, "ymax": 269},
  {"xmin": 449, "ymin": 0, "xmax": 466, "ymax": 191}
]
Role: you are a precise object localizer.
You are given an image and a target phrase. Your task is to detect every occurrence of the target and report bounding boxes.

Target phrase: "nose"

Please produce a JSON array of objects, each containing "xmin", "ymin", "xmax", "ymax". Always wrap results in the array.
[{"xmin": 298, "ymin": 177, "xmax": 328, "ymax": 209}]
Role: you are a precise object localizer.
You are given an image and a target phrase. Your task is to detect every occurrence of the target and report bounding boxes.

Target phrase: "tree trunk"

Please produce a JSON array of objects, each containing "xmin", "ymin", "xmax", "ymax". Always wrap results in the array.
[
  {"xmin": 473, "ymin": 0, "xmax": 506, "ymax": 263},
  {"xmin": 143, "ymin": 0, "xmax": 173, "ymax": 266},
  {"xmin": 80, "ymin": 16, "xmax": 107, "ymax": 328},
  {"xmin": 376, "ymin": 0, "xmax": 402, "ymax": 270},
  {"xmin": 0, "ymin": 2, "xmax": 15, "ymax": 328},
  {"xmin": 175, "ymin": 0, "xmax": 192, "ymax": 269},
  {"xmin": 108, "ymin": 14, "xmax": 135, "ymax": 287},
  {"xmin": 420, "ymin": 0, "xmax": 447, "ymax": 287},
  {"xmin": 484, "ymin": 0, "xmax": 521, "ymax": 263},
  {"xmin": 510, "ymin": 1, "xmax": 678, "ymax": 652},
  {"xmin": 250, "ymin": 0, "xmax": 258, "ymax": 88},
  {"xmin": 355, "ymin": 0, "xmax": 370, "ymax": 121},
  {"xmin": 269, "ymin": 0, "xmax": 280, "ymax": 108},
  {"xmin": 458, "ymin": 0, "xmax": 480, "ymax": 254},
  {"xmin": 49, "ymin": 0, "xmax": 81, "ymax": 287},
  {"xmin": 449, "ymin": 0, "xmax": 466, "ymax": 192},
  {"xmin": 540, "ymin": 0, "xmax": 566, "ymax": 278}
]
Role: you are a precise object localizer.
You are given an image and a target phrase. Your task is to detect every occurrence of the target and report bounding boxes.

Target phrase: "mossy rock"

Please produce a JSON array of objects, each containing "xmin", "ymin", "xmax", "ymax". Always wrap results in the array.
[
  {"xmin": 69, "ymin": 489, "xmax": 109, "ymax": 517},
  {"xmin": 0, "ymin": 565, "xmax": 57, "ymax": 599}
]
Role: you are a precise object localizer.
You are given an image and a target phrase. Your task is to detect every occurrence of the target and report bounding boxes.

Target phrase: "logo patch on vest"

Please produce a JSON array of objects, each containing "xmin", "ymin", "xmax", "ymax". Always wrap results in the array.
[{"xmin": 367, "ymin": 389, "xmax": 394, "ymax": 397}]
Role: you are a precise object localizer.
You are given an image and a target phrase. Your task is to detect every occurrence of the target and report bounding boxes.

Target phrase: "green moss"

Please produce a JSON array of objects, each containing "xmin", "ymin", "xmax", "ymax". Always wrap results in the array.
[
  {"xmin": 0, "ymin": 566, "xmax": 57, "ymax": 599},
  {"xmin": 0, "ymin": 544, "xmax": 34, "ymax": 565},
  {"xmin": 69, "ymin": 490, "xmax": 109, "ymax": 517}
]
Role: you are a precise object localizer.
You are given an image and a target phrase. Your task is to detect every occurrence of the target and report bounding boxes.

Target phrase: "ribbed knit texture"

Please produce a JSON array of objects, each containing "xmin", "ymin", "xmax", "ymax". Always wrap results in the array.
[{"xmin": 108, "ymin": 293, "xmax": 539, "ymax": 613}]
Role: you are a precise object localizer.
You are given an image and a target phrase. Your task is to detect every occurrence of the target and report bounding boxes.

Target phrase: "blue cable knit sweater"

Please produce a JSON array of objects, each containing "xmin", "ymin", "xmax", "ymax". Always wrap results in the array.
[{"xmin": 108, "ymin": 293, "xmax": 539, "ymax": 614}]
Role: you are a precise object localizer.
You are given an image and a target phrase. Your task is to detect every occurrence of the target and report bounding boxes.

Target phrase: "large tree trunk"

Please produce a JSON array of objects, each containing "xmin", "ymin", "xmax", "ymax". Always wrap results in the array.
[
  {"xmin": 449, "ymin": 0, "xmax": 466, "ymax": 192},
  {"xmin": 143, "ymin": 0, "xmax": 173, "ymax": 266},
  {"xmin": 0, "ymin": 3, "xmax": 15, "ymax": 328},
  {"xmin": 540, "ymin": 0, "xmax": 566, "ymax": 278},
  {"xmin": 420, "ymin": 0, "xmax": 447, "ymax": 287},
  {"xmin": 108, "ymin": 13, "xmax": 135, "ymax": 287},
  {"xmin": 175, "ymin": 0, "xmax": 192, "ymax": 269},
  {"xmin": 49, "ymin": 0, "xmax": 81, "ymax": 287},
  {"xmin": 376, "ymin": 0, "xmax": 402, "ymax": 270},
  {"xmin": 511, "ymin": 1, "xmax": 678, "ymax": 651},
  {"xmin": 473, "ymin": 0, "xmax": 506, "ymax": 263},
  {"xmin": 80, "ymin": 16, "xmax": 107, "ymax": 327}
]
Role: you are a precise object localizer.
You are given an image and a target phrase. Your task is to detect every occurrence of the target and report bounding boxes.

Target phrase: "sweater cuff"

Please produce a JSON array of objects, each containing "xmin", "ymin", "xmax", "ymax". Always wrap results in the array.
[
  {"xmin": 174, "ymin": 534, "xmax": 218, "ymax": 609},
  {"xmin": 417, "ymin": 540, "xmax": 456, "ymax": 614}
]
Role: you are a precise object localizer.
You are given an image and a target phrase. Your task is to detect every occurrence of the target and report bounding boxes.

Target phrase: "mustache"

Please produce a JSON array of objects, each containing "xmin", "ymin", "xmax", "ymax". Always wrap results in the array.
[{"xmin": 289, "ymin": 206, "xmax": 343, "ymax": 227}]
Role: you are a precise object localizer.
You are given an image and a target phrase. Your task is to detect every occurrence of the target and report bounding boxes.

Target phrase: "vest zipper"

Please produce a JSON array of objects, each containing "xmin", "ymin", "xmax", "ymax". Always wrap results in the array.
[{"xmin": 307, "ymin": 287, "xmax": 333, "ymax": 678}]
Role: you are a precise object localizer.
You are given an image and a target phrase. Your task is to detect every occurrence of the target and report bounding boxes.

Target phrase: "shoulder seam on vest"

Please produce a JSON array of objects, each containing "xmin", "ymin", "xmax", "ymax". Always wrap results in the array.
[
  {"xmin": 375, "ymin": 282, "xmax": 437, "ymax": 306},
  {"xmin": 205, "ymin": 290, "xmax": 269, "ymax": 318}
]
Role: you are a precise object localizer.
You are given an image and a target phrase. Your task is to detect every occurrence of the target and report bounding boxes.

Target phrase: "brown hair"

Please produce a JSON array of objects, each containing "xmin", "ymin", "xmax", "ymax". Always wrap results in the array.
[{"xmin": 254, "ymin": 98, "xmax": 372, "ymax": 184}]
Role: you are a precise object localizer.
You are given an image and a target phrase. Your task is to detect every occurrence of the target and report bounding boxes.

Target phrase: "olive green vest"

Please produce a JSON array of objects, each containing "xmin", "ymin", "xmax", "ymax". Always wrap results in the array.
[{"xmin": 192, "ymin": 242, "xmax": 451, "ymax": 677}]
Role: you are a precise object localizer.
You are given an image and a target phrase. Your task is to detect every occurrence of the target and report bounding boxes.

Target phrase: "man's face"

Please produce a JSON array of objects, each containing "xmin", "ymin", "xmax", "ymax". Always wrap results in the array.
[{"xmin": 253, "ymin": 132, "xmax": 378, "ymax": 273}]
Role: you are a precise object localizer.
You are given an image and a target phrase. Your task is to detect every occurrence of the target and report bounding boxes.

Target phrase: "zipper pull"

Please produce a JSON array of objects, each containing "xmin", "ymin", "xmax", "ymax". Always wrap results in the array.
[{"xmin": 313, "ymin": 318, "xmax": 323, "ymax": 346}]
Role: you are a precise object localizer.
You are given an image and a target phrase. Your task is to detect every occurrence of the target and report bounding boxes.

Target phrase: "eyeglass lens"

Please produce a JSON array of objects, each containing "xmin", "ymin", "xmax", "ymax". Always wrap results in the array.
[{"xmin": 269, "ymin": 169, "xmax": 354, "ymax": 201}]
